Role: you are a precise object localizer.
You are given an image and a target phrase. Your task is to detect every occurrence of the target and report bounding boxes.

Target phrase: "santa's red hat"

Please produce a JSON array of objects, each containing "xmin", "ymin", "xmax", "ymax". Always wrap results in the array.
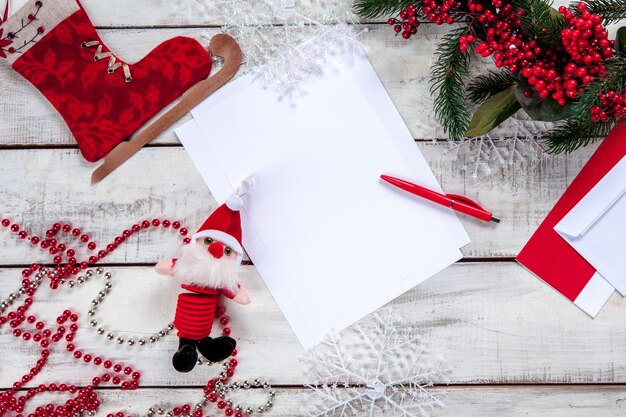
[{"xmin": 191, "ymin": 180, "xmax": 252, "ymax": 262}]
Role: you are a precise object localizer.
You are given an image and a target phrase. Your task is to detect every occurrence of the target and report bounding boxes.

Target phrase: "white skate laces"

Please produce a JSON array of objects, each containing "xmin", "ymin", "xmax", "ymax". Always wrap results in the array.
[{"xmin": 81, "ymin": 40, "xmax": 132, "ymax": 83}]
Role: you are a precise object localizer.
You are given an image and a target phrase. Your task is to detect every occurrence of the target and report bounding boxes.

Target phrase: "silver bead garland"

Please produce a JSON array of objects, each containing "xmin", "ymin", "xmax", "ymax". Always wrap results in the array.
[
  {"xmin": 1, "ymin": 267, "xmax": 277, "ymax": 415},
  {"xmin": 0, "ymin": 269, "xmax": 45, "ymax": 314},
  {"xmin": 142, "ymin": 378, "xmax": 275, "ymax": 417},
  {"xmin": 62, "ymin": 268, "xmax": 175, "ymax": 347}
]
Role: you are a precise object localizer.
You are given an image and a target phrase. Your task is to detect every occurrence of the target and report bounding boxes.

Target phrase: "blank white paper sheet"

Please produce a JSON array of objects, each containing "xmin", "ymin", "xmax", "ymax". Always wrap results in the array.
[{"xmin": 176, "ymin": 49, "xmax": 470, "ymax": 349}]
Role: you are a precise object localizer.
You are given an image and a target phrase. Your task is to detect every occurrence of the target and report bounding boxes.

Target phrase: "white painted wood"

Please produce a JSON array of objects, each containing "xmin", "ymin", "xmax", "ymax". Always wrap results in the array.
[
  {"xmin": 10, "ymin": 386, "xmax": 626, "ymax": 417},
  {"xmin": 0, "ymin": 25, "xmax": 554, "ymax": 145},
  {"xmin": 2, "ymin": 263, "xmax": 625, "ymax": 387},
  {"xmin": 0, "ymin": 144, "xmax": 596, "ymax": 263},
  {"xmin": 433, "ymin": 386, "xmax": 626, "ymax": 417},
  {"xmin": 77, "ymin": 0, "xmax": 577, "ymax": 27},
  {"xmin": 0, "ymin": 26, "xmax": 437, "ymax": 145},
  {"xmin": 0, "ymin": 266, "xmax": 305, "ymax": 387},
  {"xmin": 2, "ymin": 1, "xmax": 623, "ymax": 413}
]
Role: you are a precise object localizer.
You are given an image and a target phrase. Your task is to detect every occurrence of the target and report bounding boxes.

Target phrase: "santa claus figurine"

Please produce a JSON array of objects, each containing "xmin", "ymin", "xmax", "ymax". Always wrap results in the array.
[{"xmin": 155, "ymin": 190, "xmax": 251, "ymax": 373}]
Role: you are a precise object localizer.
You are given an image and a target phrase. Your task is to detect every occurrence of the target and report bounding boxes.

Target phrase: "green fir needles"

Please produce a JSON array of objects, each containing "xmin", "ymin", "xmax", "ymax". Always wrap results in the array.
[
  {"xmin": 584, "ymin": 0, "xmax": 626, "ymax": 25},
  {"xmin": 354, "ymin": 0, "xmax": 421, "ymax": 19},
  {"xmin": 468, "ymin": 70, "xmax": 520, "ymax": 104},
  {"xmin": 430, "ymin": 26, "xmax": 473, "ymax": 140}
]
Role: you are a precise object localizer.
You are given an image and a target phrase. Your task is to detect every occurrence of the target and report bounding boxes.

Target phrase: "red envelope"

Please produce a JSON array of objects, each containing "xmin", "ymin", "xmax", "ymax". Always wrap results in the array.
[{"xmin": 517, "ymin": 123, "xmax": 626, "ymax": 316}]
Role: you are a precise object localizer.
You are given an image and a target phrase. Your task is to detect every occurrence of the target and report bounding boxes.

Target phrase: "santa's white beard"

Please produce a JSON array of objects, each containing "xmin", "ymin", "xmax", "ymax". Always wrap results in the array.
[{"xmin": 172, "ymin": 243, "xmax": 241, "ymax": 294}]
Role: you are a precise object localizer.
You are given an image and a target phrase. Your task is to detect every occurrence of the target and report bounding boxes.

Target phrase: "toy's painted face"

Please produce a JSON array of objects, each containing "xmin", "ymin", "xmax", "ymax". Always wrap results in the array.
[
  {"xmin": 199, "ymin": 237, "xmax": 236, "ymax": 261},
  {"xmin": 173, "ymin": 237, "xmax": 242, "ymax": 291}
]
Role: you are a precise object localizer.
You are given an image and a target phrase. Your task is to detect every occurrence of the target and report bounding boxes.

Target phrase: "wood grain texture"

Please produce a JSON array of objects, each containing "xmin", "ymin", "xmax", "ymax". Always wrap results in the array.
[
  {"xmin": 0, "ymin": 143, "xmax": 596, "ymax": 263},
  {"xmin": 1, "ymin": 263, "xmax": 625, "ymax": 387},
  {"xmin": 76, "ymin": 0, "xmax": 575, "ymax": 27},
  {"xmin": 8, "ymin": 385, "xmax": 626, "ymax": 417},
  {"xmin": 0, "ymin": 25, "xmax": 554, "ymax": 145},
  {"xmin": 1, "ymin": 1, "xmax": 621, "ymax": 414},
  {"xmin": 8, "ymin": 386, "xmax": 626, "ymax": 417}
]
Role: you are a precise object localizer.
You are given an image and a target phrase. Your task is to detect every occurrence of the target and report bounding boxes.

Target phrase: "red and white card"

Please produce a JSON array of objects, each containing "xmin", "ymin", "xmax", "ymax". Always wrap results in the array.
[{"xmin": 517, "ymin": 123, "xmax": 626, "ymax": 316}]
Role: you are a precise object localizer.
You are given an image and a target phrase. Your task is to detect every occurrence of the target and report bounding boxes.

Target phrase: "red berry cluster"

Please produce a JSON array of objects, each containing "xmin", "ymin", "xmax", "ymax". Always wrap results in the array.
[
  {"xmin": 470, "ymin": 1, "xmax": 526, "ymax": 73},
  {"xmin": 388, "ymin": 0, "xmax": 464, "ymax": 39},
  {"xmin": 389, "ymin": 0, "xmax": 616, "ymax": 109},
  {"xmin": 591, "ymin": 91, "xmax": 626, "ymax": 122},
  {"xmin": 468, "ymin": 0, "xmax": 613, "ymax": 106},
  {"xmin": 421, "ymin": 0, "xmax": 460, "ymax": 25},
  {"xmin": 560, "ymin": 4, "xmax": 613, "ymax": 66},
  {"xmin": 387, "ymin": 4, "xmax": 420, "ymax": 39},
  {"xmin": 486, "ymin": 2, "xmax": 612, "ymax": 105}
]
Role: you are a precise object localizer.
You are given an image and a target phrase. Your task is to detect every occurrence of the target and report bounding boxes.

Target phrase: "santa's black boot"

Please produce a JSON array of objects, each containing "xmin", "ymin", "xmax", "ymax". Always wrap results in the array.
[
  {"xmin": 197, "ymin": 337, "xmax": 237, "ymax": 363},
  {"xmin": 172, "ymin": 338, "xmax": 198, "ymax": 373}
]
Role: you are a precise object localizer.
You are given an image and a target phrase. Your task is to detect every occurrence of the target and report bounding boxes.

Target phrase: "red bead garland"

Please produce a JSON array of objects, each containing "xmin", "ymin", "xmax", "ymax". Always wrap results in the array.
[{"xmin": 0, "ymin": 218, "xmax": 243, "ymax": 417}]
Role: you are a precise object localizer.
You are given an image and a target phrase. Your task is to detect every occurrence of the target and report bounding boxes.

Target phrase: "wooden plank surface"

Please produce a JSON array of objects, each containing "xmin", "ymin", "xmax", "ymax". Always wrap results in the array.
[
  {"xmin": 0, "ymin": 25, "xmax": 554, "ymax": 145},
  {"xmin": 0, "ymin": 25, "xmax": 442, "ymax": 145},
  {"xmin": 9, "ymin": 385, "xmax": 626, "ymax": 417},
  {"xmin": 1, "ymin": 0, "xmax": 622, "ymax": 415},
  {"xmin": 10, "ymin": 386, "xmax": 626, "ymax": 417},
  {"xmin": 0, "ymin": 144, "xmax": 596, "ymax": 263},
  {"xmin": 2, "ymin": 262, "xmax": 625, "ymax": 387},
  {"xmin": 62, "ymin": 0, "xmax": 575, "ymax": 27}
]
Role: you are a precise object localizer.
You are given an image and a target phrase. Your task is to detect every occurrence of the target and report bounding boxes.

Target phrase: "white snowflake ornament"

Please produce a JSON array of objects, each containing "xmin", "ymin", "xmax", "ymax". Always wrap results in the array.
[{"xmin": 301, "ymin": 308, "xmax": 450, "ymax": 417}]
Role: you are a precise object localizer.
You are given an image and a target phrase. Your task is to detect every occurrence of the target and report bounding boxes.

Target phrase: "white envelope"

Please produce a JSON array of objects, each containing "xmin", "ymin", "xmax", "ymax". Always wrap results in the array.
[{"xmin": 555, "ymin": 155, "xmax": 626, "ymax": 295}]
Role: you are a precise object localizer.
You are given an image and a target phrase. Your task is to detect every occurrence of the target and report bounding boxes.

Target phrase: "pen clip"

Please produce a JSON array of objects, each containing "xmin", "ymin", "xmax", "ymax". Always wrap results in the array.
[{"xmin": 445, "ymin": 194, "xmax": 487, "ymax": 211}]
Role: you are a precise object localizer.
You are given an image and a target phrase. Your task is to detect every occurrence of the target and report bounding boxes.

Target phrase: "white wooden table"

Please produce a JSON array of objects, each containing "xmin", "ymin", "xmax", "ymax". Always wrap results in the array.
[{"xmin": 1, "ymin": 2, "xmax": 625, "ymax": 416}]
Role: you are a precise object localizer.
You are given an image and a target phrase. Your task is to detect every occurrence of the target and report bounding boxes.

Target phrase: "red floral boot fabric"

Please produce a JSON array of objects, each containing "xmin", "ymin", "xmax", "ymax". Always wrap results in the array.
[{"xmin": 1, "ymin": 0, "xmax": 212, "ymax": 162}]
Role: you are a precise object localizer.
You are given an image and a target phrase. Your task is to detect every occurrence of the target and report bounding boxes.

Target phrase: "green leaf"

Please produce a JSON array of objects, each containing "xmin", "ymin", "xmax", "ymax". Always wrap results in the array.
[
  {"xmin": 466, "ymin": 85, "xmax": 521, "ymax": 137},
  {"xmin": 514, "ymin": 79, "xmax": 576, "ymax": 121},
  {"xmin": 617, "ymin": 26, "xmax": 626, "ymax": 56}
]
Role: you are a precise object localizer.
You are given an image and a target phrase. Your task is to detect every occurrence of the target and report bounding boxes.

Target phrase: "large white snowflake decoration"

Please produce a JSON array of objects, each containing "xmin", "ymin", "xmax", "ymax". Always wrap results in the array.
[
  {"xmin": 162, "ymin": 0, "xmax": 362, "ymax": 98},
  {"xmin": 417, "ymin": 94, "xmax": 553, "ymax": 181},
  {"xmin": 417, "ymin": 48, "xmax": 555, "ymax": 180},
  {"xmin": 301, "ymin": 308, "xmax": 449, "ymax": 417},
  {"xmin": 251, "ymin": 23, "xmax": 363, "ymax": 101},
  {"xmin": 442, "ymin": 112, "xmax": 553, "ymax": 181}
]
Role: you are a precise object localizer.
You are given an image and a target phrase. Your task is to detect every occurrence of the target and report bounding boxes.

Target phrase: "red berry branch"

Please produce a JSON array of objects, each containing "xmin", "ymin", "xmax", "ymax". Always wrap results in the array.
[
  {"xmin": 360, "ymin": 0, "xmax": 626, "ymax": 151},
  {"xmin": 392, "ymin": 1, "xmax": 613, "ymax": 105}
]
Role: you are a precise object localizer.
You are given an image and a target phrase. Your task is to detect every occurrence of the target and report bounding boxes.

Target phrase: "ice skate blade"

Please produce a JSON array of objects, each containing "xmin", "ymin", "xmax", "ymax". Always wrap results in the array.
[{"xmin": 91, "ymin": 34, "xmax": 243, "ymax": 184}]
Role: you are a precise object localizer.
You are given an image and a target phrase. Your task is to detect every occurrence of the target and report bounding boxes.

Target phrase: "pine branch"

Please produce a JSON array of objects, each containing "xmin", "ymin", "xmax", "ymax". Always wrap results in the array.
[
  {"xmin": 512, "ymin": 0, "xmax": 554, "ymax": 35},
  {"xmin": 354, "ymin": 0, "xmax": 419, "ymax": 19},
  {"xmin": 544, "ymin": 117, "xmax": 614, "ymax": 153},
  {"xmin": 467, "ymin": 70, "xmax": 520, "ymax": 104},
  {"xmin": 545, "ymin": 58, "xmax": 626, "ymax": 153},
  {"xmin": 511, "ymin": 0, "xmax": 565, "ymax": 46},
  {"xmin": 540, "ymin": 9, "xmax": 567, "ymax": 46},
  {"xmin": 430, "ymin": 26, "xmax": 472, "ymax": 140},
  {"xmin": 581, "ymin": 0, "xmax": 626, "ymax": 25}
]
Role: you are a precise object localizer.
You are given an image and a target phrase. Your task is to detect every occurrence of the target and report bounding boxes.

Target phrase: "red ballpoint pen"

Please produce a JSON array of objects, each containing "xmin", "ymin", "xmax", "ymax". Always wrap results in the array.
[{"xmin": 380, "ymin": 174, "xmax": 500, "ymax": 223}]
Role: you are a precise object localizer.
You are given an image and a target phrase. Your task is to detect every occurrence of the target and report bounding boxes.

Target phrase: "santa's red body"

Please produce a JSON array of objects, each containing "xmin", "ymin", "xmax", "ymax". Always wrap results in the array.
[{"xmin": 174, "ymin": 283, "xmax": 236, "ymax": 340}]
